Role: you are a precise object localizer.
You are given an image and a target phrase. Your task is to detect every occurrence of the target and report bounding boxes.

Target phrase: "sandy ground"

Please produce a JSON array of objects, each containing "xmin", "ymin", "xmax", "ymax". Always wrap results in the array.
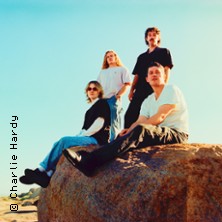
[{"xmin": 0, "ymin": 197, "xmax": 37, "ymax": 222}]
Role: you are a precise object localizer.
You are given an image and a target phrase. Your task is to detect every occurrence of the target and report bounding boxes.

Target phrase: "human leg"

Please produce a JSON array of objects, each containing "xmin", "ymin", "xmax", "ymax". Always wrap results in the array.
[
  {"xmin": 107, "ymin": 96, "xmax": 122, "ymax": 141},
  {"xmin": 133, "ymin": 124, "xmax": 188, "ymax": 148},
  {"xmin": 63, "ymin": 125, "xmax": 188, "ymax": 176},
  {"xmin": 124, "ymin": 95, "xmax": 146, "ymax": 128},
  {"xmin": 20, "ymin": 136, "xmax": 98, "ymax": 187},
  {"xmin": 63, "ymin": 125, "xmax": 145, "ymax": 176},
  {"xmin": 40, "ymin": 136, "xmax": 98, "ymax": 172}
]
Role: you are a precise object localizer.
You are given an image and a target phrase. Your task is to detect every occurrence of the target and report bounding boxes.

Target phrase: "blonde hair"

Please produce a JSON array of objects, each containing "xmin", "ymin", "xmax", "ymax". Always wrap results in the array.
[
  {"xmin": 85, "ymin": 81, "xmax": 104, "ymax": 103},
  {"xmin": 101, "ymin": 50, "xmax": 124, "ymax": 69}
]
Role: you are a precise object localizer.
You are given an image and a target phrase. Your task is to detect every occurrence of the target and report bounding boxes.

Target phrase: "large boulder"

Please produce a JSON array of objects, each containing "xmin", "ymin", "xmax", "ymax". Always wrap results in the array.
[{"xmin": 37, "ymin": 144, "xmax": 222, "ymax": 222}]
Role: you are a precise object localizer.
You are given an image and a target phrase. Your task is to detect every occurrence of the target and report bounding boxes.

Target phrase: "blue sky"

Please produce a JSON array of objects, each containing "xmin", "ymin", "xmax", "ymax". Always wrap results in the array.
[{"xmin": 1, "ymin": 0, "xmax": 222, "ymax": 196}]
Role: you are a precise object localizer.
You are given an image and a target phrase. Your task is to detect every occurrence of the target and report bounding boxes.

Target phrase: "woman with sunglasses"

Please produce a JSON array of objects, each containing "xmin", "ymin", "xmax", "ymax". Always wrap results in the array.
[
  {"xmin": 19, "ymin": 81, "xmax": 110, "ymax": 188},
  {"xmin": 97, "ymin": 50, "xmax": 131, "ymax": 141}
]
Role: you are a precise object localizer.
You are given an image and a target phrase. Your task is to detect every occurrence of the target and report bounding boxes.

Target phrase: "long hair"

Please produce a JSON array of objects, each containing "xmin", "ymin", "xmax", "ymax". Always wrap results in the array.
[
  {"xmin": 85, "ymin": 81, "xmax": 104, "ymax": 103},
  {"xmin": 145, "ymin": 27, "xmax": 161, "ymax": 46},
  {"xmin": 101, "ymin": 50, "xmax": 124, "ymax": 69}
]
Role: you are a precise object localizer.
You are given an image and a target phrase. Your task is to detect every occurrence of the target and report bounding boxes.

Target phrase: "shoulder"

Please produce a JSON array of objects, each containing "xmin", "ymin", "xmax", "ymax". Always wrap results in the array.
[
  {"xmin": 168, "ymin": 84, "xmax": 182, "ymax": 92},
  {"xmin": 99, "ymin": 69, "xmax": 107, "ymax": 74},
  {"xmin": 95, "ymin": 98, "xmax": 109, "ymax": 107},
  {"xmin": 91, "ymin": 99, "xmax": 109, "ymax": 113},
  {"xmin": 144, "ymin": 92, "xmax": 155, "ymax": 103},
  {"xmin": 109, "ymin": 67, "xmax": 129, "ymax": 76},
  {"xmin": 95, "ymin": 99, "xmax": 110, "ymax": 115},
  {"xmin": 114, "ymin": 66, "xmax": 127, "ymax": 71},
  {"xmin": 95, "ymin": 98, "xmax": 106, "ymax": 104},
  {"xmin": 115, "ymin": 66, "xmax": 128, "ymax": 72},
  {"xmin": 164, "ymin": 84, "xmax": 179, "ymax": 92},
  {"xmin": 119, "ymin": 66, "xmax": 129, "ymax": 74},
  {"xmin": 155, "ymin": 47, "xmax": 171, "ymax": 53},
  {"xmin": 137, "ymin": 51, "xmax": 148, "ymax": 59},
  {"xmin": 163, "ymin": 84, "xmax": 183, "ymax": 98}
]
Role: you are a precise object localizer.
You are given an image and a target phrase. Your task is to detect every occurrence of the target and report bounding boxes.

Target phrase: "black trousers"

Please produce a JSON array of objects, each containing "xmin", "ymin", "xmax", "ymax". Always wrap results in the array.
[
  {"xmin": 124, "ymin": 93, "xmax": 148, "ymax": 128},
  {"xmin": 89, "ymin": 125, "xmax": 188, "ymax": 168}
]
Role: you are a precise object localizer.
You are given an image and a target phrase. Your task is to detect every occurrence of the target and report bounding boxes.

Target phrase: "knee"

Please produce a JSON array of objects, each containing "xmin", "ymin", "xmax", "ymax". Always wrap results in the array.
[{"xmin": 58, "ymin": 136, "xmax": 71, "ymax": 145}]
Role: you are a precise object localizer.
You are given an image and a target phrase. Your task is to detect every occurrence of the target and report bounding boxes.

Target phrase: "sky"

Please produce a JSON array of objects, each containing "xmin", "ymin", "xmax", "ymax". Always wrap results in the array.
[{"xmin": 1, "ymin": 0, "xmax": 222, "ymax": 196}]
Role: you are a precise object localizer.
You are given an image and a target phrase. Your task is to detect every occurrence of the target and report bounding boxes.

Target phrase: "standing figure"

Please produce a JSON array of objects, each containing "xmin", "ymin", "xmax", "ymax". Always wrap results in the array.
[
  {"xmin": 19, "ymin": 81, "xmax": 110, "ymax": 187},
  {"xmin": 98, "ymin": 50, "xmax": 131, "ymax": 141},
  {"xmin": 124, "ymin": 27, "xmax": 173, "ymax": 128}
]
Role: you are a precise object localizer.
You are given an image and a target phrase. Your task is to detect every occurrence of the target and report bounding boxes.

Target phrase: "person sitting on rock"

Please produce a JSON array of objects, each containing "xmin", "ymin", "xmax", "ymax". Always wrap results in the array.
[
  {"xmin": 19, "ymin": 80, "xmax": 111, "ymax": 187},
  {"xmin": 63, "ymin": 62, "xmax": 189, "ymax": 177}
]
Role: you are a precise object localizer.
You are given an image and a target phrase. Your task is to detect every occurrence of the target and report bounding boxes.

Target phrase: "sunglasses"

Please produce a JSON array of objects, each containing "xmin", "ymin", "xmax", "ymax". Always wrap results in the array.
[{"xmin": 87, "ymin": 87, "xmax": 98, "ymax": 91}]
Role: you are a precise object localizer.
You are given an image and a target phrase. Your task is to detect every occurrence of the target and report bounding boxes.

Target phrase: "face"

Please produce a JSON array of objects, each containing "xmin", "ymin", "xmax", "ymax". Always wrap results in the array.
[
  {"xmin": 145, "ymin": 31, "xmax": 160, "ymax": 46},
  {"xmin": 146, "ymin": 66, "xmax": 165, "ymax": 86},
  {"xmin": 106, "ymin": 52, "xmax": 117, "ymax": 66},
  {"xmin": 87, "ymin": 83, "xmax": 100, "ymax": 101}
]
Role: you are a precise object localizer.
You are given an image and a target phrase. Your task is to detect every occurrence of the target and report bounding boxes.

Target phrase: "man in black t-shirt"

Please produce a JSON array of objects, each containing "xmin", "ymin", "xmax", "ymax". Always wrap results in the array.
[
  {"xmin": 124, "ymin": 27, "xmax": 173, "ymax": 128},
  {"xmin": 19, "ymin": 81, "xmax": 110, "ymax": 188}
]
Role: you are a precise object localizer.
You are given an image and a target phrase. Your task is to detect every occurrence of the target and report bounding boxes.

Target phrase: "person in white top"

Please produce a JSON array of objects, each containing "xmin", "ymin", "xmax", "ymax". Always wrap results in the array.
[
  {"xmin": 97, "ymin": 50, "xmax": 131, "ymax": 141},
  {"xmin": 63, "ymin": 62, "xmax": 189, "ymax": 177}
]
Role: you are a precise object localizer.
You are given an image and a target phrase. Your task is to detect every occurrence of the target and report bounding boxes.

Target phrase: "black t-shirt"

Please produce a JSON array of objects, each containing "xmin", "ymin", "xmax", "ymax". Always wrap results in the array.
[
  {"xmin": 133, "ymin": 47, "xmax": 173, "ymax": 97},
  {"xmin": 82, "ymin": 99, "xmax": 110, "ymax": 145}
]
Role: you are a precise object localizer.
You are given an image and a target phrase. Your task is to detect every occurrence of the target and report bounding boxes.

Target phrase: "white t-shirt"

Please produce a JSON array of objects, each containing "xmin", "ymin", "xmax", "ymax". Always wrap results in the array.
[
  {"xmin": 97, "ymin": 66, "xmax": 131, "ymax": 98},
  {"xmin": 140, "ymin": 84, "xmax": 189, "ymax": 134}
]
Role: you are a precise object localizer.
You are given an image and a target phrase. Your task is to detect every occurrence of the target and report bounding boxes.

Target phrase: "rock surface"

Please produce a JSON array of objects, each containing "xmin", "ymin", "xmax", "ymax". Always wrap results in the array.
[{"xmin": 38, "ymin": 144, "xmax": 222, "ymax": 222}]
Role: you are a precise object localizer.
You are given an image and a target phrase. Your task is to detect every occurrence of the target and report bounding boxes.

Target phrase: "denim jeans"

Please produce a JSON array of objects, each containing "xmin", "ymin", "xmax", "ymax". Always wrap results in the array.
[
  {"xmin": 40, "ymin": 136, "xmax": 98, "ymax": 171},
  {"xmin": 107, "ymin": 95, "xmax": 122, "ymax": 142}
]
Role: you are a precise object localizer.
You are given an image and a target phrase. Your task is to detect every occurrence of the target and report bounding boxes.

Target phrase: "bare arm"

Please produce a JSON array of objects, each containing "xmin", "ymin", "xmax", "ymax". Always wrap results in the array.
[
  {"xmin": 164, "ymin": 67, "xmax": 171, "ymax": 83},
  {"xmin": 120, "ymin": 104, "xmax": 176, "ymax": 136},
  {"xmin": 142, "ymin": 104, "xmax": 176, "ymax": 125},
  {"xmin": 128, "ymin": 74, "xmax": 139, "ymax": 101}
]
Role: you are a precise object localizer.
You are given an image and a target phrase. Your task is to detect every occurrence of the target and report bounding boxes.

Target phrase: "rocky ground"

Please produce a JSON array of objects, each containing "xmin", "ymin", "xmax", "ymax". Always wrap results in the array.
[
  {"xmin": 0, "ymin": 188, "xmax": 40, "ymax": 222},
  {"xmin": 38, "ymin": 144, "xmax": 222, "ymax": 222}
]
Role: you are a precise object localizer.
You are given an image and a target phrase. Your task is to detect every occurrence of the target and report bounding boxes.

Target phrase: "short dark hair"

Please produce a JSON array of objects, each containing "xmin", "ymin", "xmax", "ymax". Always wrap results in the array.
[
  {"xmin": 144, "ymin": 27, "xmax": 161, "ymax": 45},
  {"xmin": 148, "ymin": 61, "xmax": 163, "ymax": 68},
  {"xmin": 147, "ymin": 62, "xmax": 164, "ymax": 74}
]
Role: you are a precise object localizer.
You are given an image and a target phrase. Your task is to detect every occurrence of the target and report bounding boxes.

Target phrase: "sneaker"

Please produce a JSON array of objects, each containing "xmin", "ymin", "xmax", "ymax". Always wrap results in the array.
[
  {"xmin": 23, "ymin": 168, "xmax": 50, "ymax": 188},
  {"xmin": 24, "ymin": 168, "xmax": 41, "ymax": 176},
  {"xmin": 19, "ymin": 175, "xmax": 34, "ymax": 185},
  {"xmin": 63, "ymin": 149, "xmax": 94, "ymax": 177}
]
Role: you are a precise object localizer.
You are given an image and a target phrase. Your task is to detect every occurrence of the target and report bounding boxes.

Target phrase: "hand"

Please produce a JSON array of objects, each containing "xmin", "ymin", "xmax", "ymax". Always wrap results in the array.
[
  {"xmin": 128, "ymin": 91, "xmax": 134, "ymax": 101},
  {"xmin": 115, "ymin": 94, "xmax": 121, "ymax": 100},
  {"xmin": 119, "ymin": 128, "xmax": 129, "ymax": 137}
]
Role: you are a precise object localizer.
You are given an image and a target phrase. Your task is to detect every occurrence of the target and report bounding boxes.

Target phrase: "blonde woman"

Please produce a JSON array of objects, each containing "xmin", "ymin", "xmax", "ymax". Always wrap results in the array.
[{"xmin": 97, "ymin": 50, "xmax": 131, "ymax": 141}]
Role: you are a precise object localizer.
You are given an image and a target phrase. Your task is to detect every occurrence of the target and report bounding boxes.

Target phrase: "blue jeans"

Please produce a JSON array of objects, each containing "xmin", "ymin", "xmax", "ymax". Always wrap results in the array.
[
  {"xmin": 107, "ymin": 96, "xmax": 122, "ymax": 142},
  {"xmin": 40, "ymin": 136, "xmax": 98, "ymax": 171}
]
